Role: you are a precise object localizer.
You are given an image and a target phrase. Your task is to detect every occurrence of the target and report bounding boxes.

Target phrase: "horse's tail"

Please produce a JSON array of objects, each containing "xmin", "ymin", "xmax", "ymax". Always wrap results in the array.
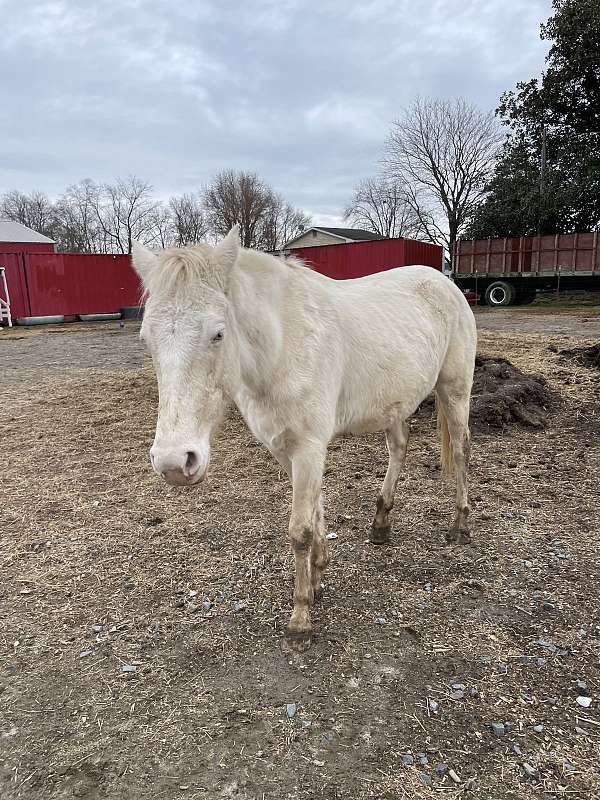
[{"xmin": 436, "ymin": 394, "xmax": 454, "ymax": 478}]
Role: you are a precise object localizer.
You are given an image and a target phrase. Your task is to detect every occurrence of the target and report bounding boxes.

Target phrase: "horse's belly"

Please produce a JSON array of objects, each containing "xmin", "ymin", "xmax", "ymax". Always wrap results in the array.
[
  {"xmin": 335, "ymin": 400, "xmax": 414, "ymax": 436},
  {"xmin": 335, "ymin": 372, "xmax": 434, "ymax": 436},
  {"xmin": 339, "ymin": 416, "xmax": 389, "ymax": 435}
]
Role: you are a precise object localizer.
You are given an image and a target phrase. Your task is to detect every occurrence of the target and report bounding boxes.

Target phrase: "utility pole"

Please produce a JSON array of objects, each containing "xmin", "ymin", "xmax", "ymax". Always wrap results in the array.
[{"xmin": 538, "ymin": 125, "xmax": 547, "ymax": 237}]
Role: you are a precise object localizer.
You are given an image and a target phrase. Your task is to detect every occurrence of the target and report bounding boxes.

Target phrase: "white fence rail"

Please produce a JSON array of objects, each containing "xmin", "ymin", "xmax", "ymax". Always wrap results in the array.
[{"xmin": 0, "ymin": 267, "xmax": 13, "ymax": 327}]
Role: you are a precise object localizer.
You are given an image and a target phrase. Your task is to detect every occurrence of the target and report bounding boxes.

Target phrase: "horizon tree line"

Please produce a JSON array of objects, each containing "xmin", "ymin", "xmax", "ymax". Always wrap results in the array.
[{"xmin": 0, "ymin": 170, "xmax": 311, "ymax": 254}]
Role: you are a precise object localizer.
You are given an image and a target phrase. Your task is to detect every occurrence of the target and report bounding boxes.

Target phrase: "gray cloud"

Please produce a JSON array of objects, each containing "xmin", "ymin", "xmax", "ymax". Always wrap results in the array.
[{"xmin": 1, "ymin": 0, "xmax": 551, "ymax": 223}]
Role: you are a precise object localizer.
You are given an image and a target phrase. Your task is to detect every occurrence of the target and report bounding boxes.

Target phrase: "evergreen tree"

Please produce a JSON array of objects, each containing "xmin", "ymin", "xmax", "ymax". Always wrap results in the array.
[{"xmin": 469, "ymin": 0, "xmax": 600, "ymax": 238}]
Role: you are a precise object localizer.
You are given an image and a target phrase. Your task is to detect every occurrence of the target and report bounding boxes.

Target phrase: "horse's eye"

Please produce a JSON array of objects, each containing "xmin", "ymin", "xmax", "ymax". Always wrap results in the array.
[{"xmin": 211, "ymin": 330, "xmax": 224, "ymax": 344}]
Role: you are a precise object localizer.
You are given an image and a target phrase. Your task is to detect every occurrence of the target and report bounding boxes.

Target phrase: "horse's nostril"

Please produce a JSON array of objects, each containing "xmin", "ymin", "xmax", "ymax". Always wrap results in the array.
[{"xmin": 185, "ymin": 451, "xmax": 199, "ymax": 475}]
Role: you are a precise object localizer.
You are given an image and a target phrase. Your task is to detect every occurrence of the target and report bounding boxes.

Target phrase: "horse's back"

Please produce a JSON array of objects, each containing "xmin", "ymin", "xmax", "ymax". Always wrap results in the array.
[
  {"xmin": 330, "ymin": 265, "xmax": 472, "ymax": 341},
  {"xmin": 337, "ymin": 264, "xmax": 467, "ymax": 306},
  {"xmin": 315, "ymin": 265, "xmax": 475, "ymax": 431}
]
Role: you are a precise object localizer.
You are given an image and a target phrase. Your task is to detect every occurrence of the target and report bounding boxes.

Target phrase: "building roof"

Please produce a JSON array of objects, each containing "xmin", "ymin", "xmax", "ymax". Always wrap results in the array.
[
  {"xmin": 316, "ymin": 227, "xmax": 384, "ymax": 241},
  {"xmin": 284, "ymin": 226, "xmax": 384, "ymax": 248},
  {"xmin": 0, "ymin": 218, "xmax": 55, "ymax": 244}
]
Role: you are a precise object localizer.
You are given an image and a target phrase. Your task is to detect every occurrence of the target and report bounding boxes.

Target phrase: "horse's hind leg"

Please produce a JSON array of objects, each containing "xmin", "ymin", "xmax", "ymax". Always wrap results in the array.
[
  {"xmin": 370, "ymin": 418, "xmax": 410, "ymax": 544},
  {"xmin": 436, "ymin": 385, "xmax": 471, "ymax": 544}
]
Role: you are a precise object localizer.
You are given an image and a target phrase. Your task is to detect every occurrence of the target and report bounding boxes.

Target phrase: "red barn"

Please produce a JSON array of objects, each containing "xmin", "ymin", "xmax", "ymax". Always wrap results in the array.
[{"xmin": 286, "ymin": 236, "xmax": 443, "ymax": 280}]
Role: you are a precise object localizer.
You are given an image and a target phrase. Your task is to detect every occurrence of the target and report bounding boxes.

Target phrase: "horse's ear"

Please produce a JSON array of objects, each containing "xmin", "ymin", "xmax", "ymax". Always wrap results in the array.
[
  {"xmin": 131, "ymin": 240, "xmax": 158, "ymax": 286},
  {"xmin": 213, "ymin": 225, "xmax": 240, "ymax": 275}
]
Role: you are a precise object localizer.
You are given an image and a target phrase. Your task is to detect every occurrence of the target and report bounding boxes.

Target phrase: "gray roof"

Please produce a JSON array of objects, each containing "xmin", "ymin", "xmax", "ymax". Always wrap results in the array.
[
  {"xmin": 315, "ymin": 227, "xmax": 384, "ymax": 241},
  {"xmin": 284, "ymin": 225, "xmax": 385, "ymax": 248},
  {"xmin": 0, "ymin": 218, "xmax": 55, "ymax": 244}
]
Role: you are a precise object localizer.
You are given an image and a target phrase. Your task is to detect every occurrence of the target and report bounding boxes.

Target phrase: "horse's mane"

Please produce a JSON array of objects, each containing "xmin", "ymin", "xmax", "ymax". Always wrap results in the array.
[
  {"xmin": 147, "ymin": 244, "xmax": 307, "ymax": 298},
  {"xmin": 282, "ymin": 254, "xmax": 309, "ymax": 271}
]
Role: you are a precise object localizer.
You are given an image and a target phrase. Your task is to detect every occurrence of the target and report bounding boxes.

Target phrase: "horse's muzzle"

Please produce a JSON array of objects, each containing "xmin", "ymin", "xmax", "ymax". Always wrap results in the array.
[
  {"xmin": 149, "ymin": 445, "xmax": 208, "ymax": 486},
  {"xmin": 160, "ymin": 467, "xmax": 206, "ymax": 487}
]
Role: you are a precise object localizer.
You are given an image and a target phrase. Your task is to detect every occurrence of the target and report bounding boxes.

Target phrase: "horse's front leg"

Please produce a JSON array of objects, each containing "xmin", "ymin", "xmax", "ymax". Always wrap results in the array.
[
  {"xmin": 271, "ymin": 447, "xmax": 330, "ymax": 604},
  {"xmin": 310, "ymin": 493, "xmax": 330, "ymax": 600},
  {"xmin": 285, "ymin": 444, "xmax": 325, "ymax": 652}
]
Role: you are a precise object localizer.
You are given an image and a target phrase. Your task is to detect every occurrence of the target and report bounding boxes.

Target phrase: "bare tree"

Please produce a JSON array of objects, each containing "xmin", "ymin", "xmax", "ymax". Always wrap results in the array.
[
  {"xmin": 92, "ymin": 176, "xmax": 159, "ymax": 254},
  {"xmin": 260, "ymin": 196, "xmax": 311, "ymax": 251},
  {"xmin": 148, "ymin": 204, "xmax": 177, "ymax": 249},
  {"xmin": 0, "ymin": 190, "xmax": 57, "ymax": 238},
  {"xmin": 169, "ymin": 193, "xmax": 208, "ymax": 245},
  {"xmin": 344, "ymin": 177, "xmax": 421, "ymax": 238},
  {"xmin": 53, "ymin": 180, "xmax": 102, "ymax": 252},
  {"xmin": 204, "ymin": 170, "xmax": 276, "ymax": 248},
  {"xmin": 384, "ymin": 97, "xmax": 501, "ymax": 256}
]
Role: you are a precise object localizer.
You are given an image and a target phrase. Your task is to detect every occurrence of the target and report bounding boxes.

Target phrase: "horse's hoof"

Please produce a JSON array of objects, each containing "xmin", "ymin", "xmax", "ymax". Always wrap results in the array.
[
  {"xmin": 446, "ymin": 527, "xmax": 471, "ymax": 545},
  {"xmin": 369, "ymin": 524, "xmax": 391, "ymax": 545},
  {"xmin": 284, "ymin": 626, "xmax": 313, "ymax": 652}
]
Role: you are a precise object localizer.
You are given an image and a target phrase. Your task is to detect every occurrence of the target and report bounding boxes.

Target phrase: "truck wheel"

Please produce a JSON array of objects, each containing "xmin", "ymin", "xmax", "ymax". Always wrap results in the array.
[{"xmin": 485, "ymin": 281, "xmax": 516, "ymax": 307}]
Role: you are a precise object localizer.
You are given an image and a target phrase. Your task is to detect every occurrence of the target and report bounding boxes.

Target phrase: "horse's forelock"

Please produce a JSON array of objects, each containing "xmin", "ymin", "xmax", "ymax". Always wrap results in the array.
[{"xmin": 148, "ymin": 245, "xmax": 219, "ymax": 298}]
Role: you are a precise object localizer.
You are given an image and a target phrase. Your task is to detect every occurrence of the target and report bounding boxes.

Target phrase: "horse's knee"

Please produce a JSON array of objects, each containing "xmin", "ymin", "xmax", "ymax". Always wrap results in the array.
[{"xmin": 290, "ymin": 525, "xmax": 313, "ymax": 552}]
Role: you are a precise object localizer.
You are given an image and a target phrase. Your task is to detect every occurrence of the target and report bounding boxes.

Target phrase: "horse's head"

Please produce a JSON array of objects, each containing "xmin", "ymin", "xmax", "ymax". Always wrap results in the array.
[{"xmin": 132, "ymin": 227, "xmax": 239, "ymax": 487}]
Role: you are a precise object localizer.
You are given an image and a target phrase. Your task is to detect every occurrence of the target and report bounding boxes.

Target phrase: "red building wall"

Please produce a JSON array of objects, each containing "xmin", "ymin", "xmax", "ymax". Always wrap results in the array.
[
  {"xmin": 0, "ymin": 251, "xmax": 142, "ymax": 319},
  {"xmin": 25, "ymin": 253, "xmax": 141, "ymax": 316},
  {"xmin": 289, "ymin": 237, "xmax": 443, "ymax": 280},
  {"xmin": 0, "ymin": 252, "xmax": 31, "ymax": 318},
  {"xmin": 0, "ymin": 241, "xmax": 56, "ymax": 254}
]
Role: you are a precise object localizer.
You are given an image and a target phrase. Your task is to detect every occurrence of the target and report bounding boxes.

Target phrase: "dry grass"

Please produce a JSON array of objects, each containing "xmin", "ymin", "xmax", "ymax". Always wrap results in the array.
[{"xmin": 0, "ymin": 319, "xmax": 599, "ymax": 799}]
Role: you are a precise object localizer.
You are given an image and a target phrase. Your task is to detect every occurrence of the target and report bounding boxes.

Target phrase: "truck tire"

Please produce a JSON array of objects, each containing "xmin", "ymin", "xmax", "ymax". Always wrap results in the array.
[{"xmin": 485, "ymin": 281, "xmax": 516, "ymax": 307}]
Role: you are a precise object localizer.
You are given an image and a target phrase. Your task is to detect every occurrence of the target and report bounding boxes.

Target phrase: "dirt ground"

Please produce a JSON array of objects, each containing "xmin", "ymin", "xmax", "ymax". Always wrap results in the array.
[
  {"xmin": 475, "ymin": 306, "xmax": 600, "ymax": 337},
  {"xmin": 1, "ymin": 307, "xmax": 599, "ymax": 799}
]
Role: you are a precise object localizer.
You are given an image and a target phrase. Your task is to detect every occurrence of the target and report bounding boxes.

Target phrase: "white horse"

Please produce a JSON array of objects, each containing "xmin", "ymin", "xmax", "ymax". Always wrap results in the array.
[{"xmin": 132, "ymin": 227, "xmax": 476, "ymax": 651}]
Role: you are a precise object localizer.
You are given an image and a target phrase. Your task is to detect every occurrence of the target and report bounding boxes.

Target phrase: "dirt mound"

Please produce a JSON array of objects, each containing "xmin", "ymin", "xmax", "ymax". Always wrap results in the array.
[
  {"xmin": 558, "ymin": 343, "xmax": 600, "ymax": 369},
  {"xmin": 470, "ymin": 356, "xmax": 553, "ymax": 431},
  {"xmin": 417, "ymin": 356, "xmax": 554, "ymax": 432}
]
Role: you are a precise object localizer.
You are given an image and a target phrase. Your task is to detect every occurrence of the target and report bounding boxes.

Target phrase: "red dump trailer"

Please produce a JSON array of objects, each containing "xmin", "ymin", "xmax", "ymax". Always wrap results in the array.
[
  {"xmin": 287, "ymin": 237, "xmax": 443, "ymax": 279},
  {"xmin": 453, "ymin": 232, "xmax": 600, "ymax": 306}
]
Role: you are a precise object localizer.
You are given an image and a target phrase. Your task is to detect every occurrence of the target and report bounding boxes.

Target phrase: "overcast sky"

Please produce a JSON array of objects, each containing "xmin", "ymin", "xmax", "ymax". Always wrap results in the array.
[{"xmin": 1, "ymin": 0, "xmax": 551, "ymax": 224}]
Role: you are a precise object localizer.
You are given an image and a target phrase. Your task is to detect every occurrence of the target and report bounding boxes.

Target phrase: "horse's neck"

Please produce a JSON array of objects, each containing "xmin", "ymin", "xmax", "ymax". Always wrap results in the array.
[{"xmin": 223, "ymin": 252, "xmax": 287, "ymax": 398}]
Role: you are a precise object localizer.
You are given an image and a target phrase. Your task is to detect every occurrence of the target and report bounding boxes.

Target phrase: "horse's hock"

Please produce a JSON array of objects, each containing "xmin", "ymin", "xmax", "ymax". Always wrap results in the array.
[
  {"xmin": 469, "ymin": 356, "xmax": 554, "ymax": 432},
  {"xmin": 418, "ymin": 356, "xmax": 555, "ymax": 431}
]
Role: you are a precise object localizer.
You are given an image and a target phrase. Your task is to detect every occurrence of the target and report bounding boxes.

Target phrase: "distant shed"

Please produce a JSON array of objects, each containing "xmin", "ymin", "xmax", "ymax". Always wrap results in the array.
[{"xmin": 0, "ymin": 219, "xmax": 56, "ymax": 253}]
